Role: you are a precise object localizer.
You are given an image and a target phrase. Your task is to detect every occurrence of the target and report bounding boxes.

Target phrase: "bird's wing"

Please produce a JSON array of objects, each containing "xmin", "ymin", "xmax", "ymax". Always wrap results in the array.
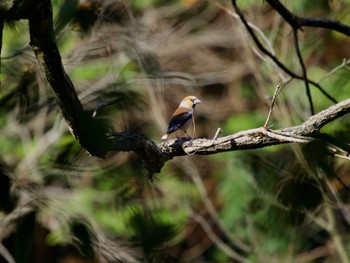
[{"xmin": 166, "ymin": 109, "xmax": 192, "ymax": 133}]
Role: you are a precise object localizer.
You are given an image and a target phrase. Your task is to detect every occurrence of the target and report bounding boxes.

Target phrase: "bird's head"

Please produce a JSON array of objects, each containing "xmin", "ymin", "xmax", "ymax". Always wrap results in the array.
[{"xmin": 180, "ymin": 96, "xmax": 201, "ymax": 109}]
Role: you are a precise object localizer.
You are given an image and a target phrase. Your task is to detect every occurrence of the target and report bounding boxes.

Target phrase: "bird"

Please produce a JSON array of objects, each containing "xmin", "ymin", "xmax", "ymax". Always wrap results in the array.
[{"xmin": 161, "ymin": 95, "xmax": 201, "ymax": 140}]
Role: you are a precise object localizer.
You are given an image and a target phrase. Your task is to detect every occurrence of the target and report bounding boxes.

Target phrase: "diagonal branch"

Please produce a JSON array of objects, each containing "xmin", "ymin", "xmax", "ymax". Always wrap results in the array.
[
  {"xmin": 28, "ymin": 0, "xmax": 109, "ymax": 157},
  {"xmin": 107, "ymin": 98, "xmax": 350, "ymax": 175},
  {"xmin": 231, "ymin": 0, "xmax": 337, "ymax": 104}
]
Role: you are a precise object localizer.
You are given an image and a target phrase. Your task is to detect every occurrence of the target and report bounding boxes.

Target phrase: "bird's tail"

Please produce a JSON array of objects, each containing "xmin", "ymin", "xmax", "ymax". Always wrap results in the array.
[{"xmin": 161, "ymin": 133, "xmax": 170, "ymax": 140}]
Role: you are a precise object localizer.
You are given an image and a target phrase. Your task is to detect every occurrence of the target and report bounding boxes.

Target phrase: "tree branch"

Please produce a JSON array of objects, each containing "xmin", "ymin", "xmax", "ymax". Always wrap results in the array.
[
  {"xmin": 28, "ymin": 0, "xmax": 108, "ymax": 157},
  {"xmin": 292, "ymin": 29, "xmax": 314, "ymax": 115},
  {"xmin": 265, "ymin": 0, "xmax": 350, "ymax": 37},
  {"xmin": 0, "ymin": 18, "xmax": 3, "ymax": 86},
  {"xmin": 105, "ymin": 98, "xmax": 350, "ymax": 175}
]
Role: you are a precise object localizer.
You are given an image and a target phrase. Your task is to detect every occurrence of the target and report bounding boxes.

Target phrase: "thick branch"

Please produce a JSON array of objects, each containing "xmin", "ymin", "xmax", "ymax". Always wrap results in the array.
[
  {"xmin": 265, "ymin": 0, "xmax": 350, "ymax": 37},
  {"xmin": 299, "ymin": 17, "xmax": 350, "ymax": 36},
  {"xmin": 28, "ymin": 0, "xmax": 108, "ymax": 157},
  {"xmin": 107, "ymin": 99, "xmax": 350, "ymax": 175},
  {"xmin": 0, "ymin": 18, "xmax": 3, "ymax": 86},
  {"xmin": 106, "ymin": 132, "xmax": 170, "ymax": 176}
]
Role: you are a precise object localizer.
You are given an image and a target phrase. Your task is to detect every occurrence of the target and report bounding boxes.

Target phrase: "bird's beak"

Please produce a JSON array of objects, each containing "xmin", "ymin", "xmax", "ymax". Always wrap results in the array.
[{"xmin": 194, "ymin": 98, "xmax": 201, "ymax": 105}]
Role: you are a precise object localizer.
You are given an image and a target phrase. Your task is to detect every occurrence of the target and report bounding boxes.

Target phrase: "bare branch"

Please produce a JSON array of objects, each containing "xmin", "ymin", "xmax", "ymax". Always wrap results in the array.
[
  {"xmin": 317, "ymin": 58, "xmax": 350, "ymax": 84},
  {"xmin": 231, "ymin": 0, "xmax": 337, "ymax": 104},
  {"xmin": 265, "ymin": 0, "xmax": 350, "ymax": 37},
  {"xmin": 0, "ymin": 243, "xmax": 15, "ymax": 263},
  {"xmin": 293, "ymin": 29, "xmax": 314, "ymax": 114},
  {"xmin": 264, "ymin": 80, "xmax": 288, "ymax": 127},
  {"xmin": 105, "ymin": 99, "xmax": 350, "ymax": 175},
  {"xmin": 210, "ymin": 128, "xmax": 223, "ymax": 146}
]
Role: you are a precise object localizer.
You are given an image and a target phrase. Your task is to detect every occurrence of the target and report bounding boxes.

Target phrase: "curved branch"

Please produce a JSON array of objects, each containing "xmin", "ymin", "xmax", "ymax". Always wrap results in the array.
[
  {"xmin": 28, "ymin": 0, "xmax": 108, "ymax": 157},
  {"xmin": 106, "ymin": 132, "xmax": 170, "ymax": 176}
]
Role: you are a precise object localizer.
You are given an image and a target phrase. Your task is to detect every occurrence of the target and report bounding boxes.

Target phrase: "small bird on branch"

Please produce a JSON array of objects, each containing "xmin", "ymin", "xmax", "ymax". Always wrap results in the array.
[{"xmin": 161, "ymin": 96, "xmax": 201, "ymax": 140}]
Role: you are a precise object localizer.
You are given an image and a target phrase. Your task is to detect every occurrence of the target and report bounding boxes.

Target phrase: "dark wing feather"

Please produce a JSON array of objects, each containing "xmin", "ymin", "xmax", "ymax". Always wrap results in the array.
[{"xmin": 166, "ymin": 111, "xmax": 192, "ymax": 133}]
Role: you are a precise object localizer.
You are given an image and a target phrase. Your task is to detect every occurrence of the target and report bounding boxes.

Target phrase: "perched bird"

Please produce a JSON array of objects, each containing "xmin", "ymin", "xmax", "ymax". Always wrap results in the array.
[{"xmin": 161, "ymin": 96, "xmax": 201, "ymax": 140}]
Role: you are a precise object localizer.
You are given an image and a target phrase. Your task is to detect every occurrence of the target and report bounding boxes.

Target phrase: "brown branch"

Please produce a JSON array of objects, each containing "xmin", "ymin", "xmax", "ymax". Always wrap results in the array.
[
  {"xmin": 0, "ymin": 18, "xmax": 3, "ymax": 86},
  {"xmin": 106, "ymin": 98, "xmax": 350, "ymax": 175},
  {"xmin": 106, "ymin": 132, "xmax": 170, "ymax": 177},
  {"xmin": 28, "ymin": 0, "xmax": 108, "ymax": 157},
  {"xmin": 265, "ymin": 0, "xmax": 350, "ymax": 37}
]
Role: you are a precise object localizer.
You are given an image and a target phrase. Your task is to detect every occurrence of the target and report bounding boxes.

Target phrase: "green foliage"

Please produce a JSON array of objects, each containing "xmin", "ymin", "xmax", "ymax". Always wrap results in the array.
[
  {"xmin": 130, "ymin": 210, "xmax": 176, "ymax": 254},
  {"xmin": 224, "ymin": 111, "xmax": 266, "ymax": 133}
]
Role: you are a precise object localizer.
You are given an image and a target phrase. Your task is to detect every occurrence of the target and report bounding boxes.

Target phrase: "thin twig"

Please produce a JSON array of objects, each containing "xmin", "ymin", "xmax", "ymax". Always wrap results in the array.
[
  {"xmin": 0, "ymin": 243, "xmax": 15, "ymax": 263},
  {"xmin": 264, "ymin": 80, "xmax": 290, "ymax": 127},
  {"xmin": 210, "ymin": 128, "xmax": 223, "ymax": 146},
  {"xmin": 182, "ymin": 159, "xmax": 251, "ymax": 252},
  {"xmin": 317, "ymin": 58, "xmax": 350, "ymax": 84},
  {"xmin": 230, "ymin": 0, "xmax": 337, "ymax": 104},
  {"xmin": 293, "ymin": 29, "xmax": 314, "ymax": 115},
  {"xmin": 334, "ymin": 154, "xmax": 350, "ymax": 161},
  {"xmin": 191, "ymin": 110, "xmax": 196, "ymax": 140},
  {"xmin": 190, "ymin": 211, "xmax": 252, "ymax": 263},
  {"xmin": 322, "ymin": 182, "xmax": 350, "ymax": 263},
  {"xmin": 219, "ymin": 3, "xmax": 290, "ymax": 82}
]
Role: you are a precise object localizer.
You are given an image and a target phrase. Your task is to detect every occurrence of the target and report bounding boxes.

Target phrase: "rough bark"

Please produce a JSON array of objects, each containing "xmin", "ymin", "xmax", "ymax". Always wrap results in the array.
[
  {"xmin": 106, "ymin": 99, "xmax": 350, "ymax": 175},
  {"xmin": 27, "ymin": 0, "xmax": 108, "ymax": 157}
]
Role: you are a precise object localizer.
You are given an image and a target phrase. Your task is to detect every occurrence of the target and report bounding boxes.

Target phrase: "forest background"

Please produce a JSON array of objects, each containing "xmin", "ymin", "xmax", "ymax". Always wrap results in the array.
[{"xmin": 1, "ymin": 0, "xmax": 350, "ymax": 262}]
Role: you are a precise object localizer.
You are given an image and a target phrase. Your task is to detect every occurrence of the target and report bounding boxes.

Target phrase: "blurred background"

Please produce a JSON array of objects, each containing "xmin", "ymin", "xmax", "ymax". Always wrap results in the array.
[{"xmin": 1, "ymin": 0, "xmax": 350, "ymax": 262}]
